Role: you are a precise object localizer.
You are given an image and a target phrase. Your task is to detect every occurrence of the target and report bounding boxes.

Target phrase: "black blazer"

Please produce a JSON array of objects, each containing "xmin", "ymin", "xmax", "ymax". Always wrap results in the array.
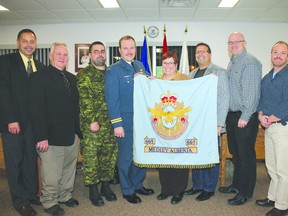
[
  {"xmin": 0, "ymin": 52, "xmax": 46, "ymax": 133},
  {"xmin": 29, "ymin": 65, "xmax": 82, "ymax": 146}
]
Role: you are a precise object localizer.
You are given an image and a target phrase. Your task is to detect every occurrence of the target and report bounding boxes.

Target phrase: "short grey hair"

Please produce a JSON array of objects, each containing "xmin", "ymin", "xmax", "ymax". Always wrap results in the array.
[{"xmin": 50, "ymin": 42, "xmax": 68, "ymax": 54}]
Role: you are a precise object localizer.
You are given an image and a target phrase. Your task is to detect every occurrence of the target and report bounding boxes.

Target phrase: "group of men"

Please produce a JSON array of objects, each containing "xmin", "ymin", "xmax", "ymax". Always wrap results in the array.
[{"xmin": 0, "ymin": 28, "xmax": 287, "ymax": 216}]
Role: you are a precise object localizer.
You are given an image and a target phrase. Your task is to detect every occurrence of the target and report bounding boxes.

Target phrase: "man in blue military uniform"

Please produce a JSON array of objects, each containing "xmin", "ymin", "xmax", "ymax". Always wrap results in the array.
[{"xmin": 105, "ymin": 35, "xmax": 154, "ymax": 204}]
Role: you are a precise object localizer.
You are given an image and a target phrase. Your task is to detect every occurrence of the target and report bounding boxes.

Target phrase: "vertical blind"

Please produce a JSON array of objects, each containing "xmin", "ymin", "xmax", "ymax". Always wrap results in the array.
[{"xmin": 0, "ymin": 48, "xmax": 50, "ymax": 66}]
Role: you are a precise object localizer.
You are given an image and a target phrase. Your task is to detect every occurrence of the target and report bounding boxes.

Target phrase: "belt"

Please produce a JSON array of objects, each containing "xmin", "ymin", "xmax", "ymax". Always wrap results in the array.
[{"xmin": 229, "ymin": 111, "xmax": 242, "ymax": 114}]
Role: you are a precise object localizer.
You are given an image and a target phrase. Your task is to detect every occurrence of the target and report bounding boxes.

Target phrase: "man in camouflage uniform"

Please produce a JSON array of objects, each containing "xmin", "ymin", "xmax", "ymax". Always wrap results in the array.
[{"xmin": 76, "ymin": 41, "xmax": 118, "ymax": 207}]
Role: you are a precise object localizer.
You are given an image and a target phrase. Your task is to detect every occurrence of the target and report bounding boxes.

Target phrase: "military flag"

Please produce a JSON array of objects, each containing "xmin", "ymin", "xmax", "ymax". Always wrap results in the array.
[{"xmin": 133, "ymin": 75, "xmax": 219, "ymax": 168}]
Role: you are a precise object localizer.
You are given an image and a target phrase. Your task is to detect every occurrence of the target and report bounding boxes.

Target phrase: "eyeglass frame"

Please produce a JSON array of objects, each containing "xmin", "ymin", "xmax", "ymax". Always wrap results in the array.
[
  {"xmin": 162, "ymin": 62, "xmax": 176, "ymax": 65},
  {"xmin": 227, "ymin": 40, "xmax": 245, "ymax": 45},
  {"xmin": 195, "ymin": 50, "xmax": 210, "ymax": 54}
]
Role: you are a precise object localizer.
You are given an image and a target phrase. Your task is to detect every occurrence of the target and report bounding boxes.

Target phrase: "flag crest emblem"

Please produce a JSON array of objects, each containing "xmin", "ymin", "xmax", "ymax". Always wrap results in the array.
[{"xmin": 148, "ymin": 90, "xmax": 192, "ymax": 140}]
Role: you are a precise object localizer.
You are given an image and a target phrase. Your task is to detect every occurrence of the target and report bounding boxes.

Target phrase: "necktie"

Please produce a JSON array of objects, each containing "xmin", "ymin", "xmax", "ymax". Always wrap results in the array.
[
  {"xmin": 27, "ymin": 60, "xmax": 33, "ymax": 76},
  {"xmin": 131, "ymin": 61, "xmax": 136, "ymax": 72},
  {"xmin": 61, "ymin": 72, "xmax": 72, "ymax": 97}
]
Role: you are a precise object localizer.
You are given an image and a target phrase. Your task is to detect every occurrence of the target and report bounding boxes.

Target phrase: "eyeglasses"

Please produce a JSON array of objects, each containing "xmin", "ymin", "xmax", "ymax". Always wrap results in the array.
[
  {"xmin": 92, "ymin": 50, "xmax": 106, "ymax": 55},
  {"xmin": 163, "ymin": 62, "xmax": 175, "ymax": 65},
  {"xmin": 196, "ymin": 50, "xmax": 209, "ymax": 54},
  {"xmin": 227, "ymin": 40, "xmax": 245, "ymax": 45}
]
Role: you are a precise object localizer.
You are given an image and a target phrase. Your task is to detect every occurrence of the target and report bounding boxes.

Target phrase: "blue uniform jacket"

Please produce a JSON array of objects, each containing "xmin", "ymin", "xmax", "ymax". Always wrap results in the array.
[{"xmin": 105, "ymin": 58, "xmax": 146, "ymax": 131}]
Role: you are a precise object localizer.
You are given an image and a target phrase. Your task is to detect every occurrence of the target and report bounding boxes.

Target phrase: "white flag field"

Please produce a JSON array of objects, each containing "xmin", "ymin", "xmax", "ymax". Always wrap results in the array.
[{"xmin": 133, "ymin": 75, "xmax": 219, "ymax": 169}]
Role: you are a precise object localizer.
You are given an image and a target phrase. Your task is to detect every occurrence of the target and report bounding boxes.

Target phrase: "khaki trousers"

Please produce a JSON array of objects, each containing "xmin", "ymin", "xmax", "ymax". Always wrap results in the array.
[
  {"xmin": 38, "ymin": 135, "xmax": 79, "ymax": 209},
  {"xmin": 265, "ymin": 123, "xmax": 288, "ymax": 210}
]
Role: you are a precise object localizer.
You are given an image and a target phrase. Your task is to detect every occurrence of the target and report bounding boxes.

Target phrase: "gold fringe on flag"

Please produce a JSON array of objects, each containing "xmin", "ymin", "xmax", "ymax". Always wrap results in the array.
[{"xmin": 133, "ymin": 162, "xmax": 216, "ymax": 169}]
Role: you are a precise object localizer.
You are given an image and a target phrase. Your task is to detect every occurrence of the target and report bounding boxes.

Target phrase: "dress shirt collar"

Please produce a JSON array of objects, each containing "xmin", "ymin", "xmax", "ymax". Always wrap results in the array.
[
  {"xmin": 19, "ymin": 51, "xmax": 36, "ymax": 72},
  {"xmin": 230, "ymin": 48, "xmax": 247, "ymax": 63}
]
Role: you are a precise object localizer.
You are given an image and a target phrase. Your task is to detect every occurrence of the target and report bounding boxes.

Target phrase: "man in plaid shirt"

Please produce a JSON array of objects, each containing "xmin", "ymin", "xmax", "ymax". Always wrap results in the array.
[{"xmin": 219, "ymin": 32, "xmax": 262, "ymax": 206}]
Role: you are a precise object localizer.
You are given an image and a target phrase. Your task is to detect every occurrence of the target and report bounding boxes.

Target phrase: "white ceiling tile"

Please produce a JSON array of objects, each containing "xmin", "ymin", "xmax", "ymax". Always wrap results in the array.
[
  {"xmin": 0, "ymin": 0, "xmax": 46, "ymax": 10},
  {"xmin": 225, "ymin": 18, "xmax": 256, "ymax": 22},
  {"xmin": 17, "ymin": 11, "xmax": 60, "ymax": 20},
  {"xmin": 192, "ymin": 17, "xmax": 229, "ymax": 22},
  {"xmin": 76, "ymin": 0, "xmax": 102, "ymax": 9},
  {"xmin": 35, "ymin": 0, "xmax": 82, "ymax": 10},
  {"xmin": 119, "ymin": 0, "xmax": 159, "ymax": 8},
  {"xmin": 123, "ymin": 9, "xmax": 159, "ymax": 19},
  {"xmin": 197, "ymin": 0, "xmax": 223, "ymax": 8},
  {"xmin": 0, "ymin": 0, "xmax": 287, "ymax": 25},
  {"xmin": 274, "ymin": 0, "xmax": 288, "ymax": 8},
  {"xmin": 0, "ymin": 20, "xmax": 34, "ymax": 25},
  {"xmin": 0, "ymin": 11, "xmax": 28, "ymax": 21},
  {"xmin": 193, "ymin": 8, "xmax": 230, "ymax": 18},
  {"xmin": 160, "ymin": 8, "xmax": 196, "ymax": 17},
  {"xmin": 87, "ymin": 9, "xmax": 126, "ymax": 19},
  {"xmin": 52, "ymin": 10, "xmax": 92, "ymax": 19},
  {"xmin": 237, "ymin": 0, "xmax": 281, "ymax": 8},
  {"xmin": 228, "ymin": 9, "xmax": 266, "ymax": 19},
  {"xmin": 261, "ymin": 9, "xmax": 288, "ymax": 18},
  {"xmin": 93, "ymin": 18, "xmax": 127, "ymax": 22},
  {"xmin": 249, "ymin": 17, "xmax": 287, "ymax": 23}
]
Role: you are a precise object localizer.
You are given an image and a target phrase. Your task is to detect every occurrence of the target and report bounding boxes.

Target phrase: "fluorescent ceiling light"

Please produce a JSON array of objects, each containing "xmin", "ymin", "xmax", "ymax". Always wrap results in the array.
[
  {"xmin": 218, "ymin": 0, "xmax": 239, "ymax": 8},
  {"xmin": 99, "ymin": 0, "xmax": 119, "ymax": 8},
  {"xmin": 0, "ymin": 5, "xmax": 9, "ymax": 11}
]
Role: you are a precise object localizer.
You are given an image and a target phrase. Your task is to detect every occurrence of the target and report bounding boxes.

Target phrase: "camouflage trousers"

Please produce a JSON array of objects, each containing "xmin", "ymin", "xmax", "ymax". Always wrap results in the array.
[{"xmin": 81, "ymin": 132, "xmax": 118, "ymax": 185}]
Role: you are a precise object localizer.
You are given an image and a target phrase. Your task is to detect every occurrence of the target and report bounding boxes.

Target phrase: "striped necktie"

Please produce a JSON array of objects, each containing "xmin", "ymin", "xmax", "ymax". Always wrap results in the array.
[
  {"xmin": 27, "ymin": 60, "xmax": 33, "ymax": 76},
  {"xmin": 61, "ymin": 72, "xmax": 72, "ymax": 97}
]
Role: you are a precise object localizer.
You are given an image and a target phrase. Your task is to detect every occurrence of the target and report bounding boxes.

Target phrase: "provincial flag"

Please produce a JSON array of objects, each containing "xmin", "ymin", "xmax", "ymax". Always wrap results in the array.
[
  {"xmin": 162, "ymin": 25, "xmax": 168, "ymax": 55},
  {"xmin": 140, "ymin": 33, "xmax": 151, "ymax": 75}
]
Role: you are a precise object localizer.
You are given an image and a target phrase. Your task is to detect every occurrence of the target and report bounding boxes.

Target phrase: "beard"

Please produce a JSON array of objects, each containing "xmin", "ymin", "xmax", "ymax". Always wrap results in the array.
[
  {"xmin": 92, "ymin": 57, "xmax": 106, "ymax": 66},
  {"xmin": 272, "ymin": 57, "xmax": 286, "ymax": 68}
]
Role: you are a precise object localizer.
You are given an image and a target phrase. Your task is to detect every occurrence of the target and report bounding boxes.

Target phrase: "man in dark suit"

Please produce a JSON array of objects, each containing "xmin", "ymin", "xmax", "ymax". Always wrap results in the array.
[
  {"xmin": 105, "ymin": 35, "xmax": 154, "ymax": 204},
  {"xmin": 29, "ymin": 42, "xmax": 82, "ymax": 216},
  {"xmin": 0, "ymin": 29, "xmax": 45, "ymax": 216}
]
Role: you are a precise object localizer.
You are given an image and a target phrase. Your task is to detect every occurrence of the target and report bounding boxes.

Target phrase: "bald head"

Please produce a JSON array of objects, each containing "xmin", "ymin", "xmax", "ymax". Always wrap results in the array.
[{"xmin": 227, "ymin": 32, "xmax": 247, "ymax": 56}]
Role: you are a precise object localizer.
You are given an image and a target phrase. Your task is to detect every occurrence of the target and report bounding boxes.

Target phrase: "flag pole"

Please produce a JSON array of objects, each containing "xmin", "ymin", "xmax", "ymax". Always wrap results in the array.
[
  {"xmin": 144, "ymin": 26, "xmax": 152, "ymax": 74},
  {"xmin": 162, "ymin": 24, "xmax": 167, "ymax": 55},
  {"xmin": 179, "ymin": 25, "xmax": 189, "ymax": 75},
  {"xmin": 140, "ymin": 25, "xmax": 151, "ymax": 75}
]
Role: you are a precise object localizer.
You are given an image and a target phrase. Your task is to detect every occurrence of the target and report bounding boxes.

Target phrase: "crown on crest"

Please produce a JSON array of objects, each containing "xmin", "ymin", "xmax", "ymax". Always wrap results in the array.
[{"xmin": 160, "ymin": 90, "xmax": 177, "ymax": 104}]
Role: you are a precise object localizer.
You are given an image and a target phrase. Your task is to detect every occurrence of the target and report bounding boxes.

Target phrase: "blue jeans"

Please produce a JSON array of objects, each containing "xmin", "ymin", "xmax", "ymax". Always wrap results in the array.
[
  {"xmin": 192, "ymin": 164, "xmax": 219, "ymax": 192},
  {"xmin": 191, "ymin": 137, "xmax": 220, "ymax": 192}
]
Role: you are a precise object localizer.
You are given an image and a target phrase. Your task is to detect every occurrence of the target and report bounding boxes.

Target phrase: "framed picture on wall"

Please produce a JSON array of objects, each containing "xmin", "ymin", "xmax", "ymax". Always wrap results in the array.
[{"xmin": 75, "ymin": 44, "xmax": 90, "ymax": 72}]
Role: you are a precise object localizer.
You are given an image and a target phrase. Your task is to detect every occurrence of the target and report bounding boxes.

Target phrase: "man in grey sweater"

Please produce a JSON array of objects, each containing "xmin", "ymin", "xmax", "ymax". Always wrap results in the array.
[{"xmin": 185, "ymin": 42, "xmax": 229, "ymax": 201}]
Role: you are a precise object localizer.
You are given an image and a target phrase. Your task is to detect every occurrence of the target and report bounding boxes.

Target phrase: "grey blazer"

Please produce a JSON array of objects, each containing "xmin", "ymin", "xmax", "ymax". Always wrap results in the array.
[{"xmin": 189, "ymin": 63, "xmax": 229, "ymax": 127}]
